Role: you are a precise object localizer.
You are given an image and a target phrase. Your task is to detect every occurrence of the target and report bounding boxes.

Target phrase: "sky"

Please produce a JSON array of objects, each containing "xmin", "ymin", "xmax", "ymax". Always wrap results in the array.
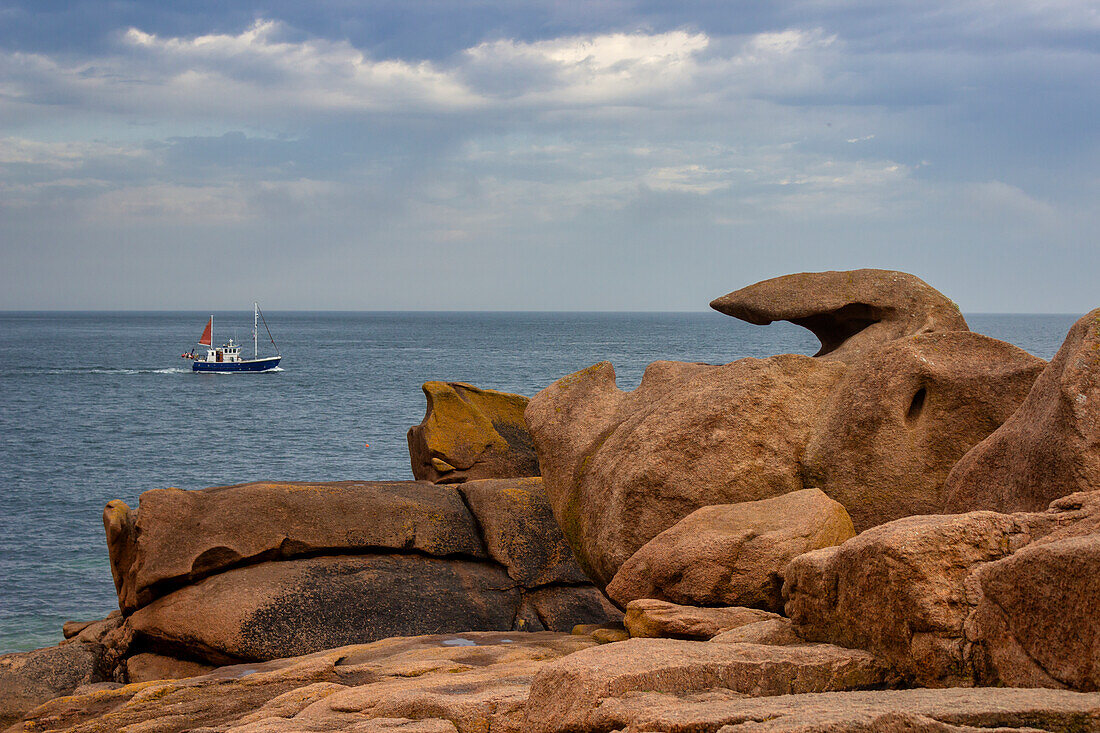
[{"xmin": 1, "ymin": 0, "xmax": 1098, "ymax": 311}]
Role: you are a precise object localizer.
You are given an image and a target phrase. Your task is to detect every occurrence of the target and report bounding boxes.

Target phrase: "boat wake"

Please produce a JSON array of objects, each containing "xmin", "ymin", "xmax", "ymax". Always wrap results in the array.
[{"xmin": 13, "ymin": 367, "xmax": 191, "ymax": 376}]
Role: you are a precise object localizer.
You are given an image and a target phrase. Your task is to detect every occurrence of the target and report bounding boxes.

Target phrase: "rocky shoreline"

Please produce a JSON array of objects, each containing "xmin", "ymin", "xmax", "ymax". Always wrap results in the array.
[{"xmin": 4, "ymin": 268, "xmax": 1100, "ymax": 732}]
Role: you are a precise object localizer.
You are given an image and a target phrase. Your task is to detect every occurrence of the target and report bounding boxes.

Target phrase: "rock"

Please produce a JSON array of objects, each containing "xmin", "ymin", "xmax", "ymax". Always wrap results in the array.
[
  {"xmin": 523, "ymin": 638, "xmax": 888, "ymax": 731},
  {"xmin": 128, "ymin": 555, "xmax": 520, "ymax": 664},
  {"xmin": 526, "ymin": 355, "xmax": 847, "ymax": 587},
  {"xmin": 709, "ymin": 269, "xmax": 969, "ymax": 363},
  {"xmin": 18, "ymin": 632, "xmax": 596, "ymax": 733},
  {"xmin": 61, "ymin": 612, "xmax": 123, "ymax": 647},
  {"xmin": 624, "ymin": 599, "xmax": 780, "ymax": 640},
  {"xmin": 606, "ymin": 489, "xmax": 855, "ymax": 612},
  {"xmin": 968, "ymin": 534, "xmax": 1100, "ymax": 690},
  {"xmin": 578, "ymin": 688, "xmax": 1100, "ymax": 733},
  {"xmin": 944, "ymin": 308, "xmax": 1100, "ymax": 515},
  {"xmin": 407, "ymin": 381, "xmax": 538, "ymax": 484},
  {"xmin": 710, "ymin": 619, "xmax": 803, "ymax": 647},
  {"xmin": 521, "ymin": 586, "xmax": 618, "ymax": 633},
  {"xmin": 457, "ymin": 478, "xmax": 588, "ymax": 586},
  {"xmin": 783, "ymin": 511, "xmax": 1028, "ymax": 687},
  {"xmin": 105, "ymin": 480, "xmax": 485, "ymax": 613},
  {"xmin": 802, "ymin": 332, "xmax": 1044, "ymax": 531},
  {"xmin": 125, "ymin": 652, "xmax": 216, "ymax": 683},
  {"xmin": 0, "ymin": 642, "xmax": 107, "ymax": 728}
]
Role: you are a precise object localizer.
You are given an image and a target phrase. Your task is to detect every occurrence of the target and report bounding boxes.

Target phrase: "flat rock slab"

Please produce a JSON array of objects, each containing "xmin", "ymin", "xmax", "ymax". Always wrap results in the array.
[
  {"xmin": 524, "ymin": 638, "xmax": 888, "ymax": 731},
  {"xmin": 625, "ymin": 599, "xmax": 780, "ymax": 640},
  {"xmin": 128, "ymin": 555, "xmax": 520, "ymax": 664},
  {"xmin": 105, "ymin": 481, "xmax": 485, "ymax": 612},
  {"xmin": 586, "ymin": 687, "xmax": 1100, "ymax": 733},
  {"xmin": 15, "ymin": 632, "xmax": 596, "ymax": 733}
]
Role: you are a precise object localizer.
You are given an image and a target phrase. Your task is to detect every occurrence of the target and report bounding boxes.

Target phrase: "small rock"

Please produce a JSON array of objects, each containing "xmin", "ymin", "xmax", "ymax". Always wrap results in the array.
[{"xmin": 624, "ymin": 599, "xmax": 780, "ymax": 640}]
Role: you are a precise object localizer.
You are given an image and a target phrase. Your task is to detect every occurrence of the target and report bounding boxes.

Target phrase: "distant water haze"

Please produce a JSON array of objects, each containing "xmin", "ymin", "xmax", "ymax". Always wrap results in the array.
[{"xmin": 0, "ymin": 311, "xmax": 1081, "ymax": 652}]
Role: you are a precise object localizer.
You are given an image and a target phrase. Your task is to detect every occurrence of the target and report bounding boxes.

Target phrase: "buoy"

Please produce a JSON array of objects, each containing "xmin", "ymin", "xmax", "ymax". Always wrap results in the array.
[{"xmin": 364, "ymin": 443, "xmax": 370, "ymax": 448}]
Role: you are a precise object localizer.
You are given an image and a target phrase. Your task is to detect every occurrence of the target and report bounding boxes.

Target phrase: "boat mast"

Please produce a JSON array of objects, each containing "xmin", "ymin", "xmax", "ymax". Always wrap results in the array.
[{"xmin": 253, "ymin": 303, "xmax": 259, "ymax": 359}]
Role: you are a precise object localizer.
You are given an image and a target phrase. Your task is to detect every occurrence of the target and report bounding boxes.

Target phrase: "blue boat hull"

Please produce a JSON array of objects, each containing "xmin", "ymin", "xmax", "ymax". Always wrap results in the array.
[{"xmin": 192, "ymin": 356, "xmax": 281, "ymax": 373}]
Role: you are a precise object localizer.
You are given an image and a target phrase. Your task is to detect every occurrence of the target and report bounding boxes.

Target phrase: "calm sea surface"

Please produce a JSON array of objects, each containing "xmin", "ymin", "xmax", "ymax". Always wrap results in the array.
[{"xmin": 0, "ymin": 311, "xmax": 1080, "ymax": 653}]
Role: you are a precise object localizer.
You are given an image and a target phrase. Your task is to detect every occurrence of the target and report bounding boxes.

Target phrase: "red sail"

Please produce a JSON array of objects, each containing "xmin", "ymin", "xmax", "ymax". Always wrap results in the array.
[{"xmin": 198, "ymin": 317, "xmax": 212, "ymax": 346}]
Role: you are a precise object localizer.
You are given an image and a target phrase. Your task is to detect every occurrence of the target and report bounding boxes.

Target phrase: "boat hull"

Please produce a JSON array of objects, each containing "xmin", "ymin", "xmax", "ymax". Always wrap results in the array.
[{"xmin": 192, "ymin": 356, "xmax": 281, "ymax": 373}]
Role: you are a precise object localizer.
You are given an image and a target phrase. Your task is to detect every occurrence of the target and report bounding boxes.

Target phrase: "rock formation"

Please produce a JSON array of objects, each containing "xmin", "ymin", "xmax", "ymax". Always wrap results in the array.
[
  {"xmin": 944, "ymin": 307, "xmax": 1100, "ymax": 514},
  {"xmin": 622, "ymin": 599, "xmax": 781, "ymax": 640},
  {"xmin": 407, "ymin": 382, "xmax": 538, "ymax": 483},
  {"xmin": 784, "ymin": 489, "xmax": 1100, "ymax": 689},
  {"xmin": 709, "ymin": 268, "xmax": 969, "ymax": 363},
  {"xmin": 526, "ymin": 355, "xmax": 846, "ymax": 588},
  {"xmin": 100, "ymin": 478, "xmax": 612, "ymax": 668},
  {"xmin": 803, "ymin": 332, "xmax": 1044, "ymax": 531},
  {"xmin": 606, "ymin": 489, "xmax": 855, "ymax": 611}
]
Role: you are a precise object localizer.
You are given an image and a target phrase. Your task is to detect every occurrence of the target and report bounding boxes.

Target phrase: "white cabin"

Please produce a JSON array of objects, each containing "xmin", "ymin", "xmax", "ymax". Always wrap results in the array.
[{"xmin": 202, "ymin": 339, "xmax": 242, "ymax": 364}]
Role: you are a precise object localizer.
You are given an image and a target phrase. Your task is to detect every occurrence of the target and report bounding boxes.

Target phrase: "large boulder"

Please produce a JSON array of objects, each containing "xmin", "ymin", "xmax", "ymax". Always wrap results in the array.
[
  {"xmin": 0, "ymin": 642, "xmax": 108, "ymax": 727},
  {"xmin": 968, "ymin": 534, "xmax": 1100, "ymax": 690},
  {"xmin": 104, "ymin": 481, "xmax": 485, "ymax": 613},
  {"xmin": 709, "ymin": 269, "xmax": 969, "ymax": 363},
  {"xmin": 127, "ymin": 555, "xmax": 521, "ymax": 664},
  {"xmin": 526, "ymin": 355, "xmax": 846, "ymax": 587},
  {"xmin": 803, "ymin": 332, "xmax": 1044, "ymax": 530},
  {"xmin": 783, "ymin": 511, "xmax": 1027, "ymax": 687},
  {"xmin": 407, "ymin": 381, "xmax": 538, "ymax": 483},
  {"xmin": 944, "ymin": 307, "xmax": 1100, "ymax": 515},
  {"xmin": 606, "ymin": 489, "xmax": 855, "ymax": 611},
  {"xmin": 524, "ymin": 638, "xmax": 888, "ymax": 731}
]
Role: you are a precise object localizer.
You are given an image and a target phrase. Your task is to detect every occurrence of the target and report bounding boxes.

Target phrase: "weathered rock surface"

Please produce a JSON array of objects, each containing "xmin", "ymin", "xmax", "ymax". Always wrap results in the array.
[
  {"xmin": 623, "ymin": 599, "xmax": 781, "ymax": 640},
  {"xmin": 105, "ymin": 481, "xmax": 485, "ymax": 612},
  {"xmin": 407, "ymin": 381, "xmax": 538, "ymax": 484},
  {"xmin": 124, "ymin": 652, "xmax": 216, "ymax": 683},
  {"xmin": 944, "ymin": 308, "xmax": 1100, "ymax": 515},
  {"xmin": 802, "ymin": 332, "xmax": 1044, "ymax": 531},
  {"xmin": 784, "ymin": 511, "xmax": 1028, "ymax": 687},
  {"xmin": 457, "ymin": 477, "xmax": 588, "ymax": 586},
  {"xmin": 607, "ymin": 489, "xmax": 855, "ymax": 611},
  {"xmin": 13, "ymin": 632, "xmax": 596, "ymax": 733},
  {"xmin": 523, "ymin": 638, "xmax": 888, "ymax": 730},
  {"xmin": 0, "ymin": 642, "xmax": 107, "ymax": 728},
  {"xmin": 968, "ymin": 534, "xmax": 1100, "ymax": 691},
  {"xmin": 710, "ymin": 618, "xmax": 803, "ymax": 647},
  {"xmin": 526, "ymin": 354, "xmax": 847, "ymax": 587},
  {"xmin": 572, "ymin": 688, "xmax": 1100, "ymax": 733},
  {"xmin": 709, "ymin": 269, "xmax": 969, "ymax": 363},
  {"xmin": 128, "ymin": 555, "xmax": 521, "ymax": 664}
]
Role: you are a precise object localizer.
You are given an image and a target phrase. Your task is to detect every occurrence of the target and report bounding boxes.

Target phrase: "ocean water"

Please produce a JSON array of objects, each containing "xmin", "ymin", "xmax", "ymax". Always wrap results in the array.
[{"xmin": 0, "ymin": 311, "xmax": 1081, "ymax": 653}]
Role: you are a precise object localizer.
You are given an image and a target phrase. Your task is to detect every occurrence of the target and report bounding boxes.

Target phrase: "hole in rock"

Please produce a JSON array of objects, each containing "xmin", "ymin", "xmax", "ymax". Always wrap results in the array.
[{"xmin": 907, "ymin": 387, "xmax": 927, "ymax": 423}]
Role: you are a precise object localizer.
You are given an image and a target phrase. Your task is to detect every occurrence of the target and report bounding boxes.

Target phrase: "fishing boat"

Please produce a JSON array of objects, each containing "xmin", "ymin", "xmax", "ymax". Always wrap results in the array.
[{"xmin": 182, "ymin": 303, "xmax": 281, "ymax": 373}]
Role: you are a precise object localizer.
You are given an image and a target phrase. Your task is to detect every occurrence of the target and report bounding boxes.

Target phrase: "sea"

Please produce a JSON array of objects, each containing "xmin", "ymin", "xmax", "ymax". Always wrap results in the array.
[{"xmin": 0, "ymin": 311, "xmax": 1081, "ymax": 654}]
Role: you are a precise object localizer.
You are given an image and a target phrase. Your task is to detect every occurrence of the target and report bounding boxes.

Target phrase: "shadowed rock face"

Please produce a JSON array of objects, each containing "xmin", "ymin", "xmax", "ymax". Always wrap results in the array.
[
  {"xmin": 944, "ymin": 307, "xmax": 1100, "ymax": 515},
  {"xmin": 709, "ymin": 269, "xmax": 969, "ymax": 363},
  {"xmin": 407, "ymin": 382, "xmax": 539, "ymax": 483}
]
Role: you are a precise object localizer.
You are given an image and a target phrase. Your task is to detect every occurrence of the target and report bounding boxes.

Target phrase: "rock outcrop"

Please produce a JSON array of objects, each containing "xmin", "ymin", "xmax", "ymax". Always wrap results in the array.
[
  {"xmin": 803, "ymin": 332, "xmax": 1044, "ymax": 531},
  {"xmin": 944, "ymin": 307, "xmax": 1100, "ymax": 515},
  {"xmin": 709, "ymin": 269, "xmax": 969, "ymax": 363},
  {"xmin": 102, "ymin": 478, "xmax": 612, "ymax": 668},
  {"xmin": 526, "ymin": 355, "xmax": 846, "ymax": 587},
  {"xmin": 784, "ymin": 491, "xmax": 1100, "ymax": 689},
  {"xmin": 606, "ymin": 489, "xmax": 855, "ymax": 611},
  {"xmin": 407, "ymin": 382, "xmax": 538, "ymax": 483},
  {"xmin": 0, "ymin": 642, "xmax": 108, "ymax": 728}
]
